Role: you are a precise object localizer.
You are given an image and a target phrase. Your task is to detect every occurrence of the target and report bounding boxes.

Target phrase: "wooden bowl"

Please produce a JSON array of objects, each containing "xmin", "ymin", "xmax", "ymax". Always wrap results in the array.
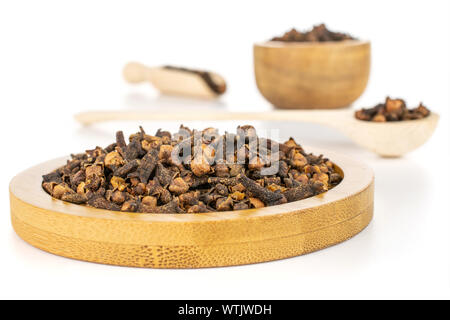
[
  {"xmin": 9, "ymin": 148, "xmax": 374, "ymax": 268},
  {"xmin": 254, "ymin": 40, "xmax": 371, "ymax": 109}
]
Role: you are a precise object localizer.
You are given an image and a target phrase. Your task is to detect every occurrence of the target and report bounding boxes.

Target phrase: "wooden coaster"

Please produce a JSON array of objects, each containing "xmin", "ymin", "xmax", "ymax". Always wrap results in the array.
[{"xmin": 9, "ymin": 148, "xmax": 374, "ymax": 268}]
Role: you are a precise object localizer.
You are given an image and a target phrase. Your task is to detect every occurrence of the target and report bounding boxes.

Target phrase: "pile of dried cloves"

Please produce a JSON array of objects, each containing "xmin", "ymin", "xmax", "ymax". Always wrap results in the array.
[
  {"xmin": 42, "ymin": 125, "xmax": 343, "ymax": 213},
  {"xmin": 271, "ymin": 24, "xmax": 355, "ymax": 42},
  {"xmin": 355, "ymin": 97, "xmax": 431, "ymax": 122}
]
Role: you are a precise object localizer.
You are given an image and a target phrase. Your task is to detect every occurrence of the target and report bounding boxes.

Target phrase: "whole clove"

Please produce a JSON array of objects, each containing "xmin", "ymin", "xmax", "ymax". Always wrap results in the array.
[
  {"xmin": 355, "ymin": 97, "xmax": 431, "ymax": 122},
  {"xmin": 42, "ymin": 125, "xmax": 343, "ymax": 213},
  {"xmin": 271, "ymin": 24, "xmax": 355, "ymax": 42},
  {"xmin": 237, "ymin": 174, "xmax": 285, "ymax": 205}
]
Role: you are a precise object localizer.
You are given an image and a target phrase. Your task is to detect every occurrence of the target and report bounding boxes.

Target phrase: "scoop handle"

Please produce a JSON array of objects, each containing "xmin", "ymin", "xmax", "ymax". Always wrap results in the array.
[{"xmin": 122, "ymin": 62, "xmax": 156, "ymax": 84}]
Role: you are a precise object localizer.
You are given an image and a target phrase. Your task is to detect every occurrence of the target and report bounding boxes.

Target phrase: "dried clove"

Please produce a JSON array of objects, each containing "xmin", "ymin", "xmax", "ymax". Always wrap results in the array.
[
  {"xmin": 271, "ymin": 24, "xmax": 355, "ymax": 42},
  {"xmin": 355, "ymin": 97, "xmax": 431, "ymax": 122},
  {"xmin": 42, "ymin": 125, "xmax": 343, "ymax": 213},
  {"xmin": 238, "ymin": 174, "xmax": 285, "ymax": 205}
]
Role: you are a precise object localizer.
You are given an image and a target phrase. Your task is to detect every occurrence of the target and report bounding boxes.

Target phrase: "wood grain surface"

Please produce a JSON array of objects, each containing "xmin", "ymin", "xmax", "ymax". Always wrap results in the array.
[
  {"xmin": 10, "ymin": 148, "xmax": 374, "ymax": 268},
  {"xmin": 254, "ymin": 40, "xmax": 371, "ymax": 109}
]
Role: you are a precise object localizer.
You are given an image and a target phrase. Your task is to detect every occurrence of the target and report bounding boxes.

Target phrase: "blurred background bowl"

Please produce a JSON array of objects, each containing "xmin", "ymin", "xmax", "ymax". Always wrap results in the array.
[{"xmin": 254, "ymin": 40, "xmax": 371, "ymax": 109}]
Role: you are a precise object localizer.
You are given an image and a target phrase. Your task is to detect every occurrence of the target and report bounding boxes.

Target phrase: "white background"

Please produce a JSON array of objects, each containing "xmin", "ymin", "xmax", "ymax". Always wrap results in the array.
[{"xmin": 1, "ymin": 0, "xmax": 449, "ymax": 299}]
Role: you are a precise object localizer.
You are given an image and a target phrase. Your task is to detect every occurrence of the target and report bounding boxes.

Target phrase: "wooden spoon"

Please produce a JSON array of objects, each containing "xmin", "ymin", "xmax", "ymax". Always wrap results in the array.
[
  {"xmin": 123, "ymin": 62, "xmax": 226, "ymax": 99},
  {"xmin": 74, "ymin": 109, "xmax": 439, "ymax": 157}
]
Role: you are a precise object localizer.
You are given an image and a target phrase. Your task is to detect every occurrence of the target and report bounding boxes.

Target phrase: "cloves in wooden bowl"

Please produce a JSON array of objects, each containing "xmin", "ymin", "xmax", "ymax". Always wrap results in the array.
[{"xmin": 254, "ymin": 24, "xmax": 370, "ymax": 109}]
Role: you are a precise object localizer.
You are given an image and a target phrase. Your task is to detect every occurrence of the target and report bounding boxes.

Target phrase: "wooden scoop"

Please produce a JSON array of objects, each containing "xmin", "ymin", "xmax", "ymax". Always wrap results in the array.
[
  {"xmin": 123, "ymin": 62, "xmax": 226, "ymax": 99},
  {"xmin": 74, "ymin": 109, "xmax": 439, "ymax": 157}
]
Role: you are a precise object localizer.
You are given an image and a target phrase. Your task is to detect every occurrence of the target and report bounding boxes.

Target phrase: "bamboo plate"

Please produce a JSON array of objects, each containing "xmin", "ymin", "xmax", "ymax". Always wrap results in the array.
[{"xmin": 9, "ymin": 148, "xmax": 374, "ymax": 268}]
